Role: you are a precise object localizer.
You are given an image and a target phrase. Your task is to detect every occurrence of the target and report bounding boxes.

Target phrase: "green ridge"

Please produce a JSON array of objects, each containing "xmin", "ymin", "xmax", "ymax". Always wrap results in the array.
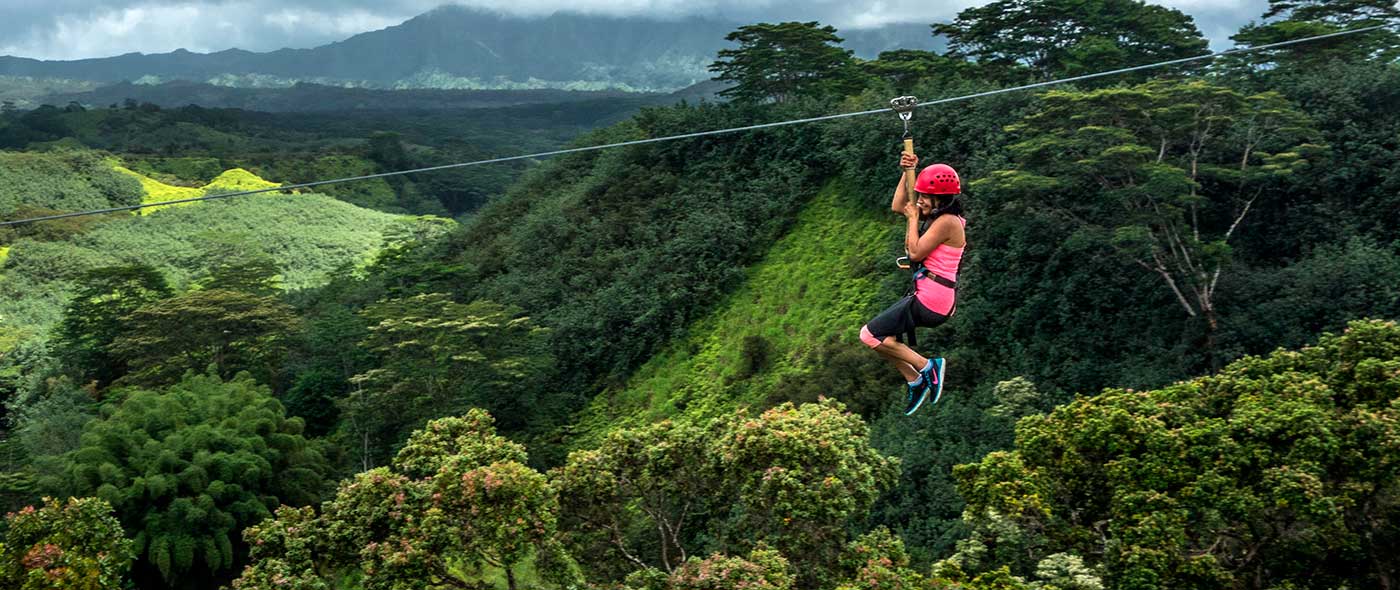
[
  {"xmin": 0, "ymin": 192, "xmax": 415, "ymax": 339},
  {"xmin": 575, "ymin": 180, "xmax": 894, "ymax": 441}
]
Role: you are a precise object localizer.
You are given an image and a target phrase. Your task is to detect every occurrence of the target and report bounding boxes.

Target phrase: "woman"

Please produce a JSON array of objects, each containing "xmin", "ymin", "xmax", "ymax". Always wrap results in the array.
[{"xmin": 858, "ymin": 152, "xmax": 966, "ymax": 415}]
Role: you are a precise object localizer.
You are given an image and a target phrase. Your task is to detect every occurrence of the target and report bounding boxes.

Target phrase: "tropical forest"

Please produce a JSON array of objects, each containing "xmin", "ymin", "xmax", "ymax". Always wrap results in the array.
[{"xmin": 0, "ymin": 1, "xmax": 1397, "ymax": 589}]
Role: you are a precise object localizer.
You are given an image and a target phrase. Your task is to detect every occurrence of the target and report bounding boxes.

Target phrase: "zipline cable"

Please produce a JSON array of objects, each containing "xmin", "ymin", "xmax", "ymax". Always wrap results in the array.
[{"xmin": 2, "ymin": 21, "xmax": 1396, "ymax": 228}]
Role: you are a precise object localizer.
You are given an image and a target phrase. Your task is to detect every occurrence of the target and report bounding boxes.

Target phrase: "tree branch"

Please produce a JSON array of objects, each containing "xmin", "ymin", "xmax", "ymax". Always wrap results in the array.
[{"xmin": 1150, "ymin": 249, "xmax": 1198, "ymax": 317}]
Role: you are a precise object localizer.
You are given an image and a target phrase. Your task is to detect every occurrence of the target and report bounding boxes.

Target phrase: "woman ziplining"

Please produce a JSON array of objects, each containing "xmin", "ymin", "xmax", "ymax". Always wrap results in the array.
[
  {"xmin": 860, "ymin": 155, "xmax": 966, "ymax": 415},
  {"xmin": 859, "ymin": 155, "xmax": 966, "ymax": 415},
  {"xmin": 860, "ymin": 97, "xmax": 967, "ymax": 415}
]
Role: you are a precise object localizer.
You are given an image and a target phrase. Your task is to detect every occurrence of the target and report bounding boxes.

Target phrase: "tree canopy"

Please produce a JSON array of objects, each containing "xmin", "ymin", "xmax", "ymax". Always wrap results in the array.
[
  {"xmin": 554, "ymin": 399, "xmax": 899, "ymax": 586},
  {"xmin": 950, "ymin": 319, "xmax": 1400, "ymax": 588},
  {"xmin": 0, "ymin": 497, "xmax": 134, "ymax": 590},
  {"xmin": 977, "ymin": 79, "xmax": 1324, "ymax": 356},
  {"xmin": 934, "ymin": 0, "xmax": 1209, "ymax": 79},
  {"xmin": 42, "ymin": 372, "xmax": 330, "ymax": 588},
  {"xmin": 231, "ymin": 410, "xmax": 580, "ymax": 590},
  {"xmin": 1231, "ymin": 0, "xmax": 1400, "ymax": 65},
  {"xmin": 709, "ymin": 22, "xmax": 862, "ymax": 103}
]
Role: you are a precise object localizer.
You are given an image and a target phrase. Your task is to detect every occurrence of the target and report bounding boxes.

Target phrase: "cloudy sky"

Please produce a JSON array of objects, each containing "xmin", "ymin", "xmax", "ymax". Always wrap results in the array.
[{"xmin": 0, "ymin": 0, "xmax": 1270, "ymax": 61}]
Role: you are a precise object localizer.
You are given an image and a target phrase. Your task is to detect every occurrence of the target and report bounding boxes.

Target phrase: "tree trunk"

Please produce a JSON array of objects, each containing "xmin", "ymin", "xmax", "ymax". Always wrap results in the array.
[
  {"xmin": 1204, "ymin": 307, "xmax": 1220, "ymax": 370},
  {"xmin": 505, "ymin": 565, "xmax": 517, "ymax": 590}
]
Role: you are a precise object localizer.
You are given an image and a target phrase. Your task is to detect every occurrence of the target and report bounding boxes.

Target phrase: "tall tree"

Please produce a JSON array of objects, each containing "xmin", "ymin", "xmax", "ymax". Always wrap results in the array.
[
  {"xmin": 553, "ymin": 420, "xmax": 719, "ymax": 577},
  {"xmin": 866, "ymin": 50, "xmax": 974, "ymax": 91},
  {"xmin": 553, "ymin": 399, "xmax": 898, "ymax": 586},
  {"xmin": 109, "ymin": 289, "xmax": 300, "ymax": 387},
  {"xmin": 343, "ymin": 294, "xmax": 545, "ymax": 469},
  {"xmin": 44, "ymin": 372, "xmax": 329, "ymax": 589},
  {"xmin": 230, "ymin": 411, "xmax": 581, "ymax": 590},
  {"xmin": 979, "ymin": 79, "xmax": 1324, "ymax": 358},
  {"xmin": 934, "ymin": 0, "xmax": 1208, "ymax": 80},
  {"xmin": 52, "ymin": 264, "xmax": 171, "ymax": 387},
  {"xmin": 1231, "ymin": 0, "xmax": 1400, "ymax": 65},
  {"xmin": 709, "ymin": 22, "xmax": 862, "ymax": 103}
]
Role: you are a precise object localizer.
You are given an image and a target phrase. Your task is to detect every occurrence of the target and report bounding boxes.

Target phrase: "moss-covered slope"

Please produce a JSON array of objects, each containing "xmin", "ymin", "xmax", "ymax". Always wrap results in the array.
[{"xmin": 574, "ymin": 181, "xmax": 897, "ymax": 440}]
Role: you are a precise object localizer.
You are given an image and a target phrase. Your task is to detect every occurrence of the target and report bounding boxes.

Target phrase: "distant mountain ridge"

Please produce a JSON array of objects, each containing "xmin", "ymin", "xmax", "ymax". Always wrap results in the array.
[
  {"xmin": 42, "ymin": 80, "xmax": 671, "ymax": 112},
  {"xmin": 0, "ymin": 6, "xmax": 944, "ymax": 92}
]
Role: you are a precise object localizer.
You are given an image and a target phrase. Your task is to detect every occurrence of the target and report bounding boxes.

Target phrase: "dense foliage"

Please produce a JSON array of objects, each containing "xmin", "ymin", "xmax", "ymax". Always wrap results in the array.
[
  {"xmin": 342, "ymin": 294, "xmax": 548, "ymax": 468},
  {"xmin": 710, "ymin": 22, "xmax": 863, "ymax": 103},
  {"xmin": 0, "ymin": 497, "xmax": 133, "ymax": 590},
  {"xmin": 0, "ymin": 1, "xmax": 1397, "ymax": 589},
  {"xmin": 934, "ymin": 0, "xmax": 1209, "ymax": 79},
  {"xmin": 0, "ymin": 186, "xmax": 409, "ymax": 345},
  {"xmin": 554, "ymin": 399, "xmax": 897, "ymax": 584},
  {"xmin": 0, "ymin": 97, "xmax": 643, "ymax": 216},
  {"xmin": 230, "ymin": 410, "xmax": 579, "ymax": 590},
  {"xmin": 951, "ymin": 319, "xmax": 1400, "ymax": 589},
  {"xmin": 980, "ymin": 79, "xmax": 1325, "ymax": 356},
  {"xmin": 0, "ymin": 150, "xmax": 139, "ymax": 221},
  {"xmin": 40, "ymin": 373, "xmax": 330, "ymax": 588}
]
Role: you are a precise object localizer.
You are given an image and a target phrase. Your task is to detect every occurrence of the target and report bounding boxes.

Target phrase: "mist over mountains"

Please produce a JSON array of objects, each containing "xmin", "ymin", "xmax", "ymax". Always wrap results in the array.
[{"xmin": 0, "ymin": 6, "xmax": 944, "ymax": 93}]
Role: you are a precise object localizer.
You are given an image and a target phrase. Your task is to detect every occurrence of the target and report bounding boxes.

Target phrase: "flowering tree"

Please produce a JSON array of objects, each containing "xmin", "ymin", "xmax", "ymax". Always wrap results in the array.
[
  {"xmin": 0, "ymin": 497, "xmax": 133, "ymax": 590},
  {"xmin": 232, "ymin": 410, "xmax": 580, "ymax": 590}
]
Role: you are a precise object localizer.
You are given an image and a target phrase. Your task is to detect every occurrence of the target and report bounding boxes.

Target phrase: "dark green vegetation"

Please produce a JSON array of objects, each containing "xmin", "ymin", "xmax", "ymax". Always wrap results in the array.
[
  {"xmin": 1, "ymin": 1, "xmax": 1398, "ymax": 589},
  {"xmin": 45, "ymin": 373, "xmax": 330, "ymax": 588},
  {"xmin": 40, "ymin": 81, "xmax": 658, "ymax": 113},
  {"xmin": 934, "ymin": 0, "xmax": 1209, "ymax": 78}
]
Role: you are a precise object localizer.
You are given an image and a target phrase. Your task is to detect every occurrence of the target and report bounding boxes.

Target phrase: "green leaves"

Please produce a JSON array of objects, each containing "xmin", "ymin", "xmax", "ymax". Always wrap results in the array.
[
  {"xmin": 343, "ymin": 294, "xmax": 546, "ymax": 467},
  {"xmin": 109, "ymin": 289, "xmax": 300, "ymax": 387},
  {"xmin": 555, "ymin": 399, "xmax": 898, "ymax": 585},
  {"xmin": 935, "ymin": 0, "xmax": 1209, "ymax": 80},
  {"xmin": 51, "ymin": 264, "xmax": 172, "ymax": 387},
  {"xmin": 985, "ymin": 78, "xmax": 1325, "ymax": 351},
  {"xmin": 45, "ymin": 372, "xmax": 329, "ymax": 587},
  {"xmin": 233, "ymin": 412, "xmax": 577, "ymax": 590},
  {"xmin": 0, "ymin": 497, "xmax": 134, "ymax": 590},
  {"xmin": 709, "ymin": 22, "xmax": 863, "ymax": 104},
  {"xmin": 954, "ymin": 319, "xmax": 1400, "ymax": 588}
]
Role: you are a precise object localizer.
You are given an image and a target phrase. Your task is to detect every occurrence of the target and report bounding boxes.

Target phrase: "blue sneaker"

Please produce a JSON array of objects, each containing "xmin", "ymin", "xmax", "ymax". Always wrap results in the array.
[
  {"xmin": 904, "ymin": 378, "xmax": 931, "ymax": 416},
  {"xmin": 920, "ymin": 358, "xmax": 947, "ymax": 407}
]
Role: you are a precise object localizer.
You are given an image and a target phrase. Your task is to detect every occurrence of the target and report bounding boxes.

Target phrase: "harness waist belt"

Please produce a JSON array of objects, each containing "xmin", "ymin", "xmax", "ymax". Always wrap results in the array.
[{"xmin": 913, "ymin": 268, "xmax": 957, "ymax": 289}]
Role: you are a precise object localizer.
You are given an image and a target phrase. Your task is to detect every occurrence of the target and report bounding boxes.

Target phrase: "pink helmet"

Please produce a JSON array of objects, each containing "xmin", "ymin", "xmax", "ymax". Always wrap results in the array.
[{"xmin": 915, "ymin": 163, "xmax": 961, "ymax": 195}]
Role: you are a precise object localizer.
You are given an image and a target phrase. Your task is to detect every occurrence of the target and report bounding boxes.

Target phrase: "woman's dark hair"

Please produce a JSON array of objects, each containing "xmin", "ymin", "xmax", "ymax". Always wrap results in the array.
[
  {"xmin": 919, "ymin": 193, "xmax": 965, "ymax": 220},
  {"xmin": 935, "ymin": 195, "xmax": 965, "ymax": 217}
]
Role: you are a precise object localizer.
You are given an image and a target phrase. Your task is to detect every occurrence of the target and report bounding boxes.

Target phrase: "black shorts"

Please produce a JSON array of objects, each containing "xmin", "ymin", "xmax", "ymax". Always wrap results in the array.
[{"xmin": 864, "ymin": 295, "xmax": 949, "ymax": 346}]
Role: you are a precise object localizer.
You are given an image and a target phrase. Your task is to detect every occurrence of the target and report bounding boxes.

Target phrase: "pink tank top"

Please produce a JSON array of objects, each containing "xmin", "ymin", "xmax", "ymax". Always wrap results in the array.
[{"xmin": 914, "ymin": 216, "xmax": 966, "ymax": 316}]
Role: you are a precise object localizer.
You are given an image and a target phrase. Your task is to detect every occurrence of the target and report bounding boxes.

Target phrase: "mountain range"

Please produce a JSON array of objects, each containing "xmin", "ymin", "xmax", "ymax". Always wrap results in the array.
[{"xmin": 0, "ymin": 6, "xmax": 944, "ymax": 93}]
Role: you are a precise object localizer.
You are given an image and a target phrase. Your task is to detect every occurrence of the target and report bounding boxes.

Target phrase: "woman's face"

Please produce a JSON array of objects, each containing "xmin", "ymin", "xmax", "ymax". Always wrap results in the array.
[{"xmin": 915, "ymin": 193, "xmax": 935, "ymax": 216}]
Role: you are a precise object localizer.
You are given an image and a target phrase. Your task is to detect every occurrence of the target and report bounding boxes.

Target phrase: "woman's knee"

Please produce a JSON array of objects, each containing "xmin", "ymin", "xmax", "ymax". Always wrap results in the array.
[{"xmin": 859, "ymin": 325, "xmax": 882, "ymax": 349}]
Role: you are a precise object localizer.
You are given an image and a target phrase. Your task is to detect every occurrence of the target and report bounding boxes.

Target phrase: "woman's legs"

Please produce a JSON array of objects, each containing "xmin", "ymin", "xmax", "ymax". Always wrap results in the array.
[
  {"xmin": 860, "ymin": 296, "xmax": 937, "ymax": 382},
  {"xmin": 874, "ymin": 344, "xmax": 920, "ymax": 381},
  {"xmin": 875, "ymin": 336, "xmax": 929, "ymax": 373}
]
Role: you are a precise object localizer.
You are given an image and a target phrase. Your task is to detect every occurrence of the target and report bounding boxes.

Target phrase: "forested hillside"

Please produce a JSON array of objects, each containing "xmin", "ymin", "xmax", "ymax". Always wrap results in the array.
[
  {"xmin": 0, "ymin": 94, "xmax": 650, "ymax": 216},
  {"xmin": 1, "ymin": 1, "xmax": 1398, "ymax": 589}
]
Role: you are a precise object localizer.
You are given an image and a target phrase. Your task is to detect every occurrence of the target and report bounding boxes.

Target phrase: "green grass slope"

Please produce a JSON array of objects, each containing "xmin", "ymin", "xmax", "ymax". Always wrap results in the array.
[
  {"xmin": 574, "ymin": 181, "xmax": 896, "ymax": 440},
  {"xmin": 0, "ymin": 150, "xmax": 140, "ymax": 217},
  {"xmin": 0, "ymin": 190, "xmax": 411, "ymax": 339}
]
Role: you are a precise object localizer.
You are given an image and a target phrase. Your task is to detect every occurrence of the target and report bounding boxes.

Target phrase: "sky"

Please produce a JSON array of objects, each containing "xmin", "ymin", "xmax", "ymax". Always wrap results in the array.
[{"xmin": 0, "ymin": 0, "xmax": 1271, "ymax": 61}]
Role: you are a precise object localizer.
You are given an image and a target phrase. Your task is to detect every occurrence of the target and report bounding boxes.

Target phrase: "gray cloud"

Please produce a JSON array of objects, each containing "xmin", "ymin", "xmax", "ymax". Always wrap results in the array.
[{"xmin": 0, "ymin": 0, "xmax": 1270, "ymax": 61}]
